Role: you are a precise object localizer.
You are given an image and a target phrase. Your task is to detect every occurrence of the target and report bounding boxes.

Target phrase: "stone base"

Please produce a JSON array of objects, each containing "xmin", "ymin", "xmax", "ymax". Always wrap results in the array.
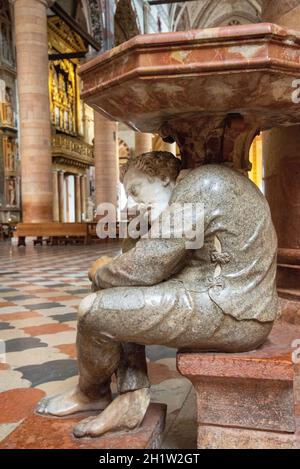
[
  {"xmin": 177, "ymin": 322, "xmax": 300, "ymax": 449},
  {"xmin": 0, "ymin": 403, "xmax": 166, "ymax": 449},
  {"xmin": 198, "ymin": 420, "xmax": 300, "ymax": 449},
  {"xmin": 277, "ymin": 249, "xmax": 300, "ymax": 302}
]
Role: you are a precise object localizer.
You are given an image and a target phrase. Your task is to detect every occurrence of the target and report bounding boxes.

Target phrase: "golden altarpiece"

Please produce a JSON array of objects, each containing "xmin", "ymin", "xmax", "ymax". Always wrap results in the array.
[{"xmin": 48, "ymin": 16, "xmax": 94, "ymax": 223}]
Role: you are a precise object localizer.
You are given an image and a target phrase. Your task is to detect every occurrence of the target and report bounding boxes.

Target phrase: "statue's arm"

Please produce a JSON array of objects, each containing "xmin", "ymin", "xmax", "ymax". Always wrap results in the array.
[{"xmin": 94, "ymin": 237, "xmax": 186, "ymax": 288}]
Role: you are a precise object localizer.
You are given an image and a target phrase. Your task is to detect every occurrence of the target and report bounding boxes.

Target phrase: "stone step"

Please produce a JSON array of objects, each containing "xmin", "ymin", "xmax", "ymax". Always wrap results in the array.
[
  {"xmin": 278, "ymin": 287, "xmax": 300, "ymax": 302},
  {"xmin": 277, "ymin": 263, "xmax": 300, "ymax": 300},
  {"xmin": 0, "ymin": 403, "xmax": 166, "ymax": 449}
]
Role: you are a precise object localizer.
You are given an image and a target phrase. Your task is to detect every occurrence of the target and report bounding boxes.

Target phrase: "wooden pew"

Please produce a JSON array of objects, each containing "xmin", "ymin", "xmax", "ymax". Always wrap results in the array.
[{"xmin": 14, "ymin": 222, "xmax": 88, "ymax": 246}]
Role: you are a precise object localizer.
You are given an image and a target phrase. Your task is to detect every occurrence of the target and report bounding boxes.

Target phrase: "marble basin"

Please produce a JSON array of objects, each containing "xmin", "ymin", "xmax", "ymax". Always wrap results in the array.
[{"xmin": 79, "ymin": 23, "xmax": 300, "ymax": 169}]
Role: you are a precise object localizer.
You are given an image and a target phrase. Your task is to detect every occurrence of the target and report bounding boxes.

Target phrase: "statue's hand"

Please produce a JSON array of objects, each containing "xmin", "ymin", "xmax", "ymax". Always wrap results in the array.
[{"xmin": 88, "ymin": 256, "xmax": 112, "ymax": 283}]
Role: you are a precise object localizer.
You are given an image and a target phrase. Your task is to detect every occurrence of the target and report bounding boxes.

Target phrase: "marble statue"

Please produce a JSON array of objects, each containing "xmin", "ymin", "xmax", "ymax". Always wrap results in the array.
[
  {"xmin": 37, "ymin": 151, "xmax": 279, "ymax": 438},
  {"xmin": 7, "ymin": 179, "xmax": 16, "ymax": 206}
]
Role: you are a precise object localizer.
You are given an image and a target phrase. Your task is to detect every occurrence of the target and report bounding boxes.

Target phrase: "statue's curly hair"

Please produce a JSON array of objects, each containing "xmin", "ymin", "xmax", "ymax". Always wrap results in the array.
[{"xmin": 120, "ymin": 151, "xmax": 182, "ymax": 183}]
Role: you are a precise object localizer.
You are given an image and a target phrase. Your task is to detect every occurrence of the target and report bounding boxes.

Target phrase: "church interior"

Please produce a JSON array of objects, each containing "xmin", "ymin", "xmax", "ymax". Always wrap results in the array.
[{"xmin": 0, "ymin": 0, "xmax": 300, "ymax": 451}]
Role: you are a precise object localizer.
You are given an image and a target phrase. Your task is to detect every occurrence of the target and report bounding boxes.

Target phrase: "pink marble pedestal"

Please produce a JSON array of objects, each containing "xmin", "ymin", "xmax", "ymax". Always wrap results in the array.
[{"xmin": 177, "ymin": 323, "xmax": 300, "ymax": 449}]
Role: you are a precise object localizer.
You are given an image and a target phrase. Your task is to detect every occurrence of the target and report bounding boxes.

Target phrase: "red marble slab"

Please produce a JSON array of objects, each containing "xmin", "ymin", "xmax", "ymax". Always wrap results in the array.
[
  {"xmin": 0, "ymin": 388, "xmax": 46, "ymax": 424},
  {"xmin": 22, "ymin": 323, "xmax": 75, "ymax": 336},
  {"xmin": 0, "ymin": 403, "xmax": 166, "ymax": 449},
  {"xmin": 177, "ymin": 322, "xmax": 298, "ymax": 381},
  {"xmin": 197, "ymin": 420, "xmax": 300, "ymax": 449},
  {"xmin": 79, "ymin": 23, "xmax": 300, "ymax": 134}
]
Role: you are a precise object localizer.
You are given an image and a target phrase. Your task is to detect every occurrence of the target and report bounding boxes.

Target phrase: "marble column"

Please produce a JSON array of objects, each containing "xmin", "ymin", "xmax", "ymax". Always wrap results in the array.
[
  {"xmin": 93, "ymin": 112, "xmax": 119, "ymax": 210},
  {"xmin": 52, "ymin": 170, "xmax": 59, "ymax": 222},
  {"xmin": 261, "ymin": 0, "xmax": 300, "ymax": 302},
  {"xmin": 80, "ymin": 174, "xmax": 87, "ymax": 221},
  {"xmin": 134, "ymin": 132, "xmax": 153, "ymax": 156},
  {"xmin": 13, "ymin": 0, "xmax": 52, "ymax": 222},
  {"xmin": 58, "ymin": 171, "xmax": 65, "ymax": 223},
  {"xmin": 75, "ymin": 174, "xmax": 82, "ymax": 222}
]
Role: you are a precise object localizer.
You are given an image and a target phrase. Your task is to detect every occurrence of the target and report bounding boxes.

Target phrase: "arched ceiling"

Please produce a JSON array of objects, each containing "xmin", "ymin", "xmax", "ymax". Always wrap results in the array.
[{"xmin": 171, "ymin": 0, "xmax": 263, "ymax": 31}]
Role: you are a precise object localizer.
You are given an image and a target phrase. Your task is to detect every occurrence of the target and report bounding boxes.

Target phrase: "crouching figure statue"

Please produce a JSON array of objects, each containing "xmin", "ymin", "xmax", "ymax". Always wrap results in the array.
[{"xmin": 37, "ymin": 151, "xmax": 279, "ymax": 438}]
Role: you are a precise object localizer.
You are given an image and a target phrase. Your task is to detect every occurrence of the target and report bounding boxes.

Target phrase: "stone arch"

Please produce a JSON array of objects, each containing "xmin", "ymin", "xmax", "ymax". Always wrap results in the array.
[{"xmin": 171, "ymin": 0, "xmax": 262, "ymax": 31}]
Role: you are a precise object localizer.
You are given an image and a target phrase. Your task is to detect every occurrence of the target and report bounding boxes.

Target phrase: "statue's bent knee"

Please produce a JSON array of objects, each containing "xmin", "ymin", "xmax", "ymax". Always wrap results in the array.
[{"xmin": 78, "ymin": 293, "xmax": 97, "ymax": 320}]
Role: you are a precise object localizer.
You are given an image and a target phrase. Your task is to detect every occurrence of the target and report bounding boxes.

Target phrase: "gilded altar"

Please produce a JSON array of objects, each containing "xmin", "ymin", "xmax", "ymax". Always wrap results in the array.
[
  {"xmin": 49, "ymin": 59, "xmax": 77, "ymax": 136},
  {"xmin": 47, "ymin": 15, "xmax": 95, "ymax": 223},
  {"xmin": 0, "ymin": 2, "xmax": 19, "ymax": 222},
  {"xmin": 51, "ymin": 134, "xmax": 93, "ymax": 169}
]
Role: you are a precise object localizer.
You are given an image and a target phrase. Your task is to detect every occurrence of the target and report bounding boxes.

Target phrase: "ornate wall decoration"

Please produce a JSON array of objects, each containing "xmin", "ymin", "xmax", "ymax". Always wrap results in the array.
[
  {"xmin": 2, "ymin": 135, "xmax": 17, "ymax": 173},
  {"xmin": 48, "ymin": 16, "xmax": 87, "ymax": 55},
  {"xmin": 1, "ymin": 135, "xmax": 18, "ymax": 208},
  {"xmin": 0, "ymin": 0, "xmax": 14, "ymax": 67},
  {"xmin": 114, "ymin": 0, "xmax": 140, "ymax": 46},
  {"xmin": 0, "ymin": 78, "xmax": 15, "ymax": 128},
  {"xmin": 86, "ymin": 0, "xmax": 104, "ymax": 48},
  {"xmin": 49, "ymin": 59, "xmax": 77, "ymax": 135},
  {"xmin": 5, "ymin": 176, "xmax": 17, "ymax": 206},
  {"xmin": 48, "ymin": 14, "xmax": 94, "ymax": 177},
  {"xmin": 48, "ymin": 16, "xmax": 87, "ymax": 137},
  {"xmin": 52, "ymin": 134, "xmax": 93, "ymax": 170},
  {"xmin": 0, "ymin": 2, "xmax": 19, "ymax": 220}
]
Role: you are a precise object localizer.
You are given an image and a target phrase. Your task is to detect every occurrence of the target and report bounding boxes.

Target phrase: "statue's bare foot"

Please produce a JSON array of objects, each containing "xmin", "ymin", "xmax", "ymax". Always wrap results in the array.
[
  {"xmin": 36, "ymin": 386, "xmax": 112, "ymax": 417},
  {"xmin": 73, "ymin": 388, "xmax": 150, "ymax": 438}
]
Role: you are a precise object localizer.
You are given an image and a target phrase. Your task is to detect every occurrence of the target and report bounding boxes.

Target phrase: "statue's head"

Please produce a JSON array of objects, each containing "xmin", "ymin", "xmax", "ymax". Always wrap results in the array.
[{"xmin": 120, "ymin": 151, "xmax": 181, "ymax": 222}]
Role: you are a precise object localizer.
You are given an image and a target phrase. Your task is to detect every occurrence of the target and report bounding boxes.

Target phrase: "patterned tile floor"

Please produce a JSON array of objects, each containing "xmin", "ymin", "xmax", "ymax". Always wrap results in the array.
[{"xmin": 0, "ymin": 240, "xmax": 196, "ymax": 448}]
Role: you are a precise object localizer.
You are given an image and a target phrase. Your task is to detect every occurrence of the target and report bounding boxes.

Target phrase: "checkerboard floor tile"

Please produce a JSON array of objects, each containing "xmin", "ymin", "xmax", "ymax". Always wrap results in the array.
[{"xmin": 0, "ymin": 240, "xmax": 194, "ymax": 448}]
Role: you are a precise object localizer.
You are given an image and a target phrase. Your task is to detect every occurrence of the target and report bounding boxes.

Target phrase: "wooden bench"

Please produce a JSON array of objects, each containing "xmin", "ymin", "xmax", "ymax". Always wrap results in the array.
[
  {"xmin": 177, "ymin": 322, "xmax": 300, "ymax": 449},
  {"xmin": 14, "ymin": 222, "xmax": 88, "ymax": 246},
  {"xmin": 14, "ymin": 222, "xmax": 122, "ymax": 246}
]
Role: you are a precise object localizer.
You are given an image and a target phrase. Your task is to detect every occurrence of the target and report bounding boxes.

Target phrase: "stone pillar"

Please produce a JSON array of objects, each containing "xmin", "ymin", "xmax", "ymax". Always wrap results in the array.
[
  {"xmin": 75, "ymin": 174, "xmax": 82, "ymax": 222},
  {"xmin": 177, "ymin": 346, "xmax": 298, "ymax": 449},
  {"xmin": 52, "ymin": 170, "xmax": 59, "ymax": 222},
  {"xmin": 93, "ymin": 111, "xmax": 119, "ymax": 209},
  {"xmin": 58, "ymin": 170, "xmax": 65, "ymax": 223},
  {"xmin": 261, "ymin": 0, "xmax": 300, "ymax": 302},
  {"xmin": 13, "ymin": 0, "xmax": 52, "ymax": 222},
  {"xmin": 81, "ymin": 174, "xmax": 87, "ymax": 221},
  {"xmin": 134, "ymin": 132, "xmax": 152, "ymax": 156}
]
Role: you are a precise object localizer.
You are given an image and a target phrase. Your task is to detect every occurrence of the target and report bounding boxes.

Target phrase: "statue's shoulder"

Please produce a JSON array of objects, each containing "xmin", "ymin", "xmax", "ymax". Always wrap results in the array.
[
  {"xmin": 172, "ymin": 164, "xmax": 264, "ymax": 204},
  {"xmin": 176, "ymin": 164, "xmax": 244, "ymax": 190}
]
